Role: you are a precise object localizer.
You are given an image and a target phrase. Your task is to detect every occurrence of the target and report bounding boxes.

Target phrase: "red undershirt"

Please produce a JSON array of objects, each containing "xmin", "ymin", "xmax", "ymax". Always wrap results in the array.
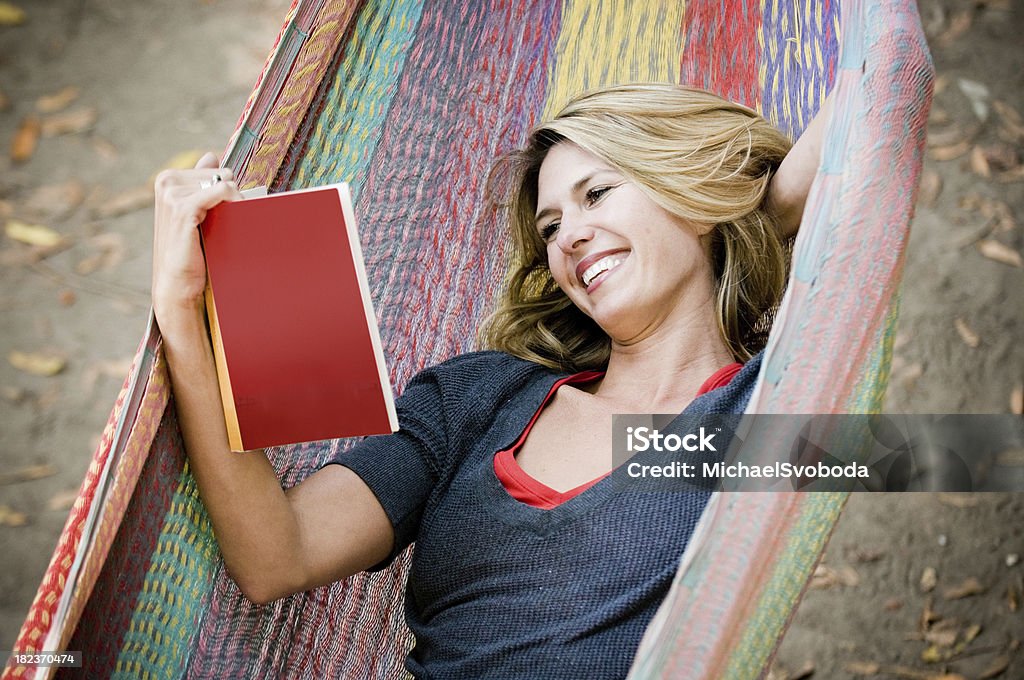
[{"xmin": 493, "ymin": 362, "xmax": 743, "ymax": 509}]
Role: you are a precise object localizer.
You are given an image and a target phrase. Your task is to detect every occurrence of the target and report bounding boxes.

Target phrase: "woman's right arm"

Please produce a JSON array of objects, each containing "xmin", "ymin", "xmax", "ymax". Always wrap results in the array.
[{"xmin": 152, "ymin": 154, "xmax": 394, "ymax": 605}]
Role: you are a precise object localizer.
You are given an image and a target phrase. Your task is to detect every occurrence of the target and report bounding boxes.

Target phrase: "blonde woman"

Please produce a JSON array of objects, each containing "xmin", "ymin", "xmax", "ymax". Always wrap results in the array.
[{"xmin": 151, "ymin": 83, "xmax": 830, "ymax": 679}]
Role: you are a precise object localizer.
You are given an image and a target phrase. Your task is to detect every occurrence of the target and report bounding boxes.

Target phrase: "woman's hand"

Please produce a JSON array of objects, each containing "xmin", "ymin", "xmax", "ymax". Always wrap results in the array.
[
  {"xmin": 767, "ymin": 91, "xmax": 835, "ymax": 238},
  {"xmin": 151, "ymin": 152, "xmax": 243, "ymax": 324}
]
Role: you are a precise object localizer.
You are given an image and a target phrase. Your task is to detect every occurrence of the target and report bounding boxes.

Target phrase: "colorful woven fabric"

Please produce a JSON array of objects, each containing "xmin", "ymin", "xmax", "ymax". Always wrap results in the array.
[{"xmin": 4, "ymin": 1, "xmax": 931, "ymax": 678}]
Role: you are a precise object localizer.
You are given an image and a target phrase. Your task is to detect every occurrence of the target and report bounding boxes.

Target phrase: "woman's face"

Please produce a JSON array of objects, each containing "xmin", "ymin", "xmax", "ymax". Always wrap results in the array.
[{"xmin": 534, "ymin": 142, "xmax": 717, "ymax": 344}]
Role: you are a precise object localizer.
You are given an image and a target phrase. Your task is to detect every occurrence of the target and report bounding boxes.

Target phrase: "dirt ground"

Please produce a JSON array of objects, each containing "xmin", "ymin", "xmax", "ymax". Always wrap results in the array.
[{"xmin": 0, "ymin": 1, "xmax": 1021, "ymax": 678}]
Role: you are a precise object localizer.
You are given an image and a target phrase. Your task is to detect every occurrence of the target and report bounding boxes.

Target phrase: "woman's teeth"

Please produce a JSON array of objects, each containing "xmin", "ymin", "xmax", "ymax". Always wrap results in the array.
[{"xmin": 582, "ymin": 255, "xmax": 627, "ymax": 287}]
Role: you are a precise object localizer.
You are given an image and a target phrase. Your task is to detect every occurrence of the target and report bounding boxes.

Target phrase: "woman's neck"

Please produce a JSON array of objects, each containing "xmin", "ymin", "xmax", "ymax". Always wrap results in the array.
[{"xmin": 591, "ymin": 305, "xmax": 735, "ymax": 413}]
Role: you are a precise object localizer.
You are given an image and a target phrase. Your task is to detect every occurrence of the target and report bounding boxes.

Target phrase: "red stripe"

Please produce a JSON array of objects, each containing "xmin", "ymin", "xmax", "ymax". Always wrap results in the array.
[{"xmin": 680, "ymin": 0, "xmax": 762, "ymax": 109}]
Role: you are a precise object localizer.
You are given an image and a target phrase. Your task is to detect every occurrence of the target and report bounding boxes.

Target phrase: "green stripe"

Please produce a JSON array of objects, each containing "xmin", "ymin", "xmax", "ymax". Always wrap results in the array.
[
  {"xmin": 114, "ymin": 464, "xmax": 217, "ymax": 679},
  {"xmin": 293, "ymin": 0, "xmax": 426, "ymax": 200},
  {"xmin": 723, "ymin": 492, "xmax": 846, "ymax": 677}
]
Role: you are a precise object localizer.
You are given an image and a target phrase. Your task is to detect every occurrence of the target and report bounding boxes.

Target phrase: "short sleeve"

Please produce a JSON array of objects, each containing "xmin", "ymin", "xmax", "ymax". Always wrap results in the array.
[{"xmin": 322, "ymin": 367, "xmax": 449, "ymax": 570}]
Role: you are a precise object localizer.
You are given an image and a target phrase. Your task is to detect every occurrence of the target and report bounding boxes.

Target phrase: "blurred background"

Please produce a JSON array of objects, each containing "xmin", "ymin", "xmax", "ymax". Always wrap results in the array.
[{"xmin": 0, "ymin": 0, "xmax": 1021, "ymax": 677}]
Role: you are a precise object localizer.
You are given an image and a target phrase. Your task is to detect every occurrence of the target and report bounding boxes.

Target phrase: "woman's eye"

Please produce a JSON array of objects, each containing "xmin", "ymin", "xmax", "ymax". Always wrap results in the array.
[
  {"xmin": 585, "ymin": 186, "xmax": 611, "ymax": 205},
  {"xmin": 539, "ymin": 222, "xmax": 560, "ymax": 242}
]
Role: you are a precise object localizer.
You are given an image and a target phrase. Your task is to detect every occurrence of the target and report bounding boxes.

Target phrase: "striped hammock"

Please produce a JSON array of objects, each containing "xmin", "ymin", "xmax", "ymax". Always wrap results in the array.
[{"xmin": 5, "ymin": 0, "xmax": 932, "ymax": 678}]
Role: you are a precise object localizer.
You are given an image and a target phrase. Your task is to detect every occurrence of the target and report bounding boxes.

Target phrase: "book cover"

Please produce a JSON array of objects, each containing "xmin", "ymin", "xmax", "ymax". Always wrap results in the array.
[{"xmin": 199, "ymin": 183, "xmax": 398, "ymax": 451}]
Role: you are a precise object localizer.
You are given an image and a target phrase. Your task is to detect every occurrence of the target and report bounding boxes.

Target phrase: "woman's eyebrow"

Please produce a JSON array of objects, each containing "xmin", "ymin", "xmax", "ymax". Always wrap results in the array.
[{"xmin": 534, "ymin": 173, "xmax": 596, "ymax": 225}]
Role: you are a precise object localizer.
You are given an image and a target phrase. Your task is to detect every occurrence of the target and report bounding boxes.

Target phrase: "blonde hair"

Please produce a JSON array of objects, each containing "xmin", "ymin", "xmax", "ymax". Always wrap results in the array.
[{"xmin": 479, "ymin": 83, "xmax": 792, "ymax": 373}]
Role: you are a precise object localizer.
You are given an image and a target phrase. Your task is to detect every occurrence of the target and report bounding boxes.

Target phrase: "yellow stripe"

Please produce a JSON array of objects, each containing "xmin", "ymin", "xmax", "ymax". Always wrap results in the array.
[{"xmin": 541, "ymin": 0, "xmax": 686, "ymax": 121}]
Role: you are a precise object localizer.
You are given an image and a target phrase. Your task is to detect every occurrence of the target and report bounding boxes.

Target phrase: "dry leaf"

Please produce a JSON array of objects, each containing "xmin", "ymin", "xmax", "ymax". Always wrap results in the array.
[
  {"xmin": 9, "ymin": 350, "xmax": 67, "ymax": 376},
  {"xmin": 10, "ymin": 115, "xmax": 40, "ymax": 162},
  {"xmin": 970, "ymin": 146, "xmax": 991, "ymax": 177},
  {"xmin": 811, "ymin": 564, "xmax": 860, "ymax": 589},
  {"xmin": 5, "ymin": 220, "xmax": 65, "ymax": 248},
  {"xmin": 850, "ymin": 547, "xmax": 886, "ymax": 563},
  {"xmin": 0, "ymin": 86, "xmax": 9, "ymax": 111},
  {"xmin": 1011, "ymin": 384, "xmax": 1023, "ymax": 415},
  {"xmin": 47, "ymin": 488, "xmax": 78, "ymax": 512},
  {"xmin": 918, "ymin": 170, "xmax": 942, "ymax": 207},
  {"xmin": 91, "ymin": 185, "xmax": 153, "ymax": 218},
  {"xmin": 845, "ymin": 661, "xmax": 880, "ymax": 676},
  {"xmin": 884, "ymin": 597, "xmax": 904, "ymax": 611},
  {"xmin": 58, "ymin": 289, "xmax": 77, "ymax": 307},
  {"xmin": 953, "ymin": 318, "xmax": 980, "ymax": 348},
  {"xmin": 937, "ymin": 493, "xmax": 979, "ymax": 508},
  {"xmin": 943, "ymin": 577, "xmax": 985, "ymax": 600},
  {"xmin": 978, "ymin": 654, "xmax": 1010, "ymax": 680},
  {"xmin": 929, "ymin": 106, "xmax": 950, "ymax": 125},
  {"xmin": 921, "ymin": 645, "xmax": 943, "ymax": 663},
  {"xmin": 997, "ymin": 165, "xmax": 1024, "ymax": 183},
  {"xmin": 1009, "ymin": 582, "xmax": 1019, "ymax": 612},
  {"xmin": 900, "ymin": 362, "xmax": 924, "ymax": 391},
  {"xmin": 938, "ymin": 10, "xmax": 973, "ymax": 46},
  {"xmin": 977, "ymin": 239, "xmax": 1023, "ymax": 267},
  {"xmin": 921, "ymin": 567, "xmax": 938, "ymax": 593},
  {"xmin": 23, "ymin": 180, "xmax": 86, "ymax": 220},
  {"xmin": 927, "ymin": 124, "xmax": 969, "ymax": 148},
  {"xmin": 0, "ymin": 2, "xmax": 26, "ymax": 26},
  {"xmin": 40, "ymin": 107, "xmax": 97, "ymax": 136},
  {"xmin": 92, "ymin": 136, "xmax": 119, "ymax": 161},
  {"xmin": 162, "ymin": 149, "xmax": 206, "ymax": 171},
  {"xmin": 0, "ymin": 504, "xmax": 28, "ymax": 527},
  {"xmin": 35, "ymin": 86, "xmax": 80, "ymax": 114},
  {"xmin": 76, "ymin": 232, "xmax": 125, "ymax": 275},
  {"xmin": 930, "ymin": 140, "xmax": 970, "ymax": 161},
  {"xmin": 923, "ymin": 629, "xmax": 957, "ymax": 647},
  {"xmin": 957, "ymin": 77, "xmax": 990, "ymax": 121},
  {"xmin": 993, "ymin": 100, "xmax": 1024, "ymax": 142},
  {"xmin": 0, "ymin": 463, "xmax": 57, "ymax": 485}
]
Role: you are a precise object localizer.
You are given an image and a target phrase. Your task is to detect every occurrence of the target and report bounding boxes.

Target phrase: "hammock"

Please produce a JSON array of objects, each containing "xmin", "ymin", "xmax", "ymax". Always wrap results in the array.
[{"xmin": 5, "ymin": 0, "xmax": 932, "ymax": 677}]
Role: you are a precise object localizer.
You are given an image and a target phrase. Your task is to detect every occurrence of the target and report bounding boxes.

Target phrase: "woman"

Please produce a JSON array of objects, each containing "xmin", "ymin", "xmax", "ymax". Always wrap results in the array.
[{"xmin": 151, "ymin": 83, "xmax": 828, "ymax": 678}]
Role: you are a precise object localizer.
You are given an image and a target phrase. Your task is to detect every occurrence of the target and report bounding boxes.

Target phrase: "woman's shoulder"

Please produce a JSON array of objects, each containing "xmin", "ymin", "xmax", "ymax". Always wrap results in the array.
[{"xmin": 410, "ymin": 350, "xmax": 558, "ymax": 396}]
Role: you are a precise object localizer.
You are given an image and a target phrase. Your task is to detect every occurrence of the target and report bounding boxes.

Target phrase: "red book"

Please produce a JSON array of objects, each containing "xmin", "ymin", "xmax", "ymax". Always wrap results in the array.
[{"xmin": 199, "ymin": 183, "xmax": 398, "ymax": 451}]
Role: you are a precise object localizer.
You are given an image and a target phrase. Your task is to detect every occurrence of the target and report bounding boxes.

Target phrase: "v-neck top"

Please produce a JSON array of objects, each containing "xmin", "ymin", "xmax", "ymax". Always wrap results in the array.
[
  {"xmin": 327, "ymin": 350, "xmax": 761, "ymax": 679},
  {"xmin": 493, "ymin": 362, "xmax": 743, "ymax": 509}
]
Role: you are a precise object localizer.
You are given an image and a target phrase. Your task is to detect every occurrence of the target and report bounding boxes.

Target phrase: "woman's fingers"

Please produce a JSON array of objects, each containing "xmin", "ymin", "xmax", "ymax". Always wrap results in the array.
[{"xmin": 195, "ymin": 151, "xmax": 220, "ymax": 170}]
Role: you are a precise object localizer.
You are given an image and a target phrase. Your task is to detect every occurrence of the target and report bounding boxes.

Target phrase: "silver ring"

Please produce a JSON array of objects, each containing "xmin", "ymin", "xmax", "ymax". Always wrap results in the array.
[{"xmin": 199, "ymin": 173, "xmax": 223, "ymax": 190}]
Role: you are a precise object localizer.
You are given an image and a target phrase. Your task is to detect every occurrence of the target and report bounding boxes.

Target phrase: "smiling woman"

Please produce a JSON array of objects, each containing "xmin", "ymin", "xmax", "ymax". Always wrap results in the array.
[{"xmin": 482, "ymin": 84, "xmax": 795, "ymax": 373}]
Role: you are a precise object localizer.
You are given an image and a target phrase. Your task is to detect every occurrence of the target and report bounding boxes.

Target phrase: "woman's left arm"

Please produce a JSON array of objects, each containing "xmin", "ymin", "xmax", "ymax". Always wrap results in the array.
[{"xmin": 766, "ymin": 91, "xmax": 835, "ymax": 238}]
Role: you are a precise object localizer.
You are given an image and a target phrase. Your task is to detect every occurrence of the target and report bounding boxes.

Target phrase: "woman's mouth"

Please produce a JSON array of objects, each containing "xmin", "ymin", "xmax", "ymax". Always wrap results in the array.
[{"xmin": 580, "ymin": 252, "xmax": 629, "ymax": 292}]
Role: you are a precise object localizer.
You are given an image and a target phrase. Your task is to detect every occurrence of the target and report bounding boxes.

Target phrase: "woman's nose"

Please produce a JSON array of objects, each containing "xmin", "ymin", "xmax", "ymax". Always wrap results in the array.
[{"xmin": 555, "ymin": 216, "xmax": 594, "ymax": 253}]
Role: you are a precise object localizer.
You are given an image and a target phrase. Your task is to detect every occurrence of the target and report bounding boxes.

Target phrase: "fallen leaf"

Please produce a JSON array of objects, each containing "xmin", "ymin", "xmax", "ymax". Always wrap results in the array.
[
  {"xmin": 918, "ymin": 170, "xmax": 942, "ymax": 207},
  {"xmin": 927, "ymin": 124, "xmax": 969, "ymax": 148},
  {"xmin": 0, "ymin": 2, "xmax": 26, "ymax": 26},
  {"xmin": 844, "ymin": 661, "xmax": 880, "ymax": 676},
  {"xmin": 23, "ymin": 180, "xmax": 86, "ymax": 220},
  {"xmin": 943, "ymin": 577, "xmax": 985, "ymax": 600},
  {"xmin": 1009, "ymin": 582, "xmax": 1019, "ymax": 612},
  {"xmin": 1, "ymin": 386, "xmax": 27, "ymax": 403},
  {"xmin": 57, "ymin": 289, "xmax": 77, "ymax": 307},
  {"xmin": 953, "ymin": 318, "xmax": 980, "ymax": 348},
  {"xmin": 993, "ymin": 100, "xmax": 1024, "ymax": 142},
  {"xmin": 92, "ymin": 136, "xmax": 119, "ymax": 161},
  {"xmin": 1011, "ymin": 384, "xmax": 1023, "ymax": 414},
  {"xmin": 91, "ymin": 185, "xmax": 153, "ymax": 218},
  {"xmin": 921, "ymin": 566, "xmax": 938, "ymax": 593},
  {"xmin": 957, "ymin": 76, "xmax": 989, "ymax": 121},
  {"xmin": 4, "ymin": 220, "xmax": 65, "ymax": 248},
  {"xmin": 162, "ymin": 149, "xmax": 206, "ymax": 171},
  {"xmin": 999, "ymin": 446, "xmax": 1024, "ymax": 466},
  {"xmin": 10, "ymin": 115, "xmax": 41, "ymax": 162},
  {"xmin": 963, "ymin": 623, "xmax": 982, "ymax": 643},
  {"xmin": 900, "ymin": 362, "xmax": 924, "ymax": 391},
  {"xmin": 1009, "ymin": 554, "xmax": 1021, "ymax": 567},
  {"xmin": 791, "ymin": 661, "xmax": 815, "ymax": 680},
  {"xmin": 8, "ymin": 350, "xmax": 66, "ymax": 376},
  {"xmin": 978, "ymin": 654, "xmax": 1010, "ymax": 680},
  {"xmin": 937, "ymin": 492, "xmax": 979, "ymax": 508},
  {"xmin": 997, "ymin": 165, "xmax": 1024, "ymax": 183},
  {"xmin": 47, "ymin": 488, "xmax": 78, "ymax": 512},
  {"xmin": 40, "ymin": 107, "xmax": 97, "ymax": 136},
  {"xmin": 811, "ymin": 564, "xmax": 859, "ymax": 588},
  {"xmin": 0, "ymin": 504, "xmax": 28, "ymax": 527},
  {"xmin": 923, "ymin": 629, "xmax": 957, "ymax": 647},
  {"xmin": 970, "ymin": 146, "xmax": 991, "ymax": 177},
  {"xmin": 0, "ymin": 464, "xmax": 57, "ymax": 485},
  {"xmin": 929, "ymin": 106, "xmax": 950, "ymax": 125},
  {"xmin": 921, "ymin": 645, "xmax": 943, "ymax": 663},
  {"xmin": 0, "ymin": 86, "xmax": 8, "ymax": 111},
  {"xmin": 850, "ymin": 546, "xmax": 886, "ymax": 563},
  {"xmin": 35, "ymin": 86, "xmax": 80, "ymax": 113},
  {"xmin": 938, "ymin": 10, "xmax": 973, "ymax": 46},
  {"xmin": 977, "ymin": 239, "xmax": 1023, "ymax": 267},
  {"xmin": 884, "ymin": 597, "xmax": 904, "ymax": 611},
  {"xmin": 930, "ymin": 140, "xmax": 970, "ymax": 161},
  {"xmin": 75, "ymin": 232, "xmax": 125, "ymax": 275}
]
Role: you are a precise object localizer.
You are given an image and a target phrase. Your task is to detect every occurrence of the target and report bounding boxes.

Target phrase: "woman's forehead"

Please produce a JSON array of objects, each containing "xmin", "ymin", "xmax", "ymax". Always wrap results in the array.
[{"xmin": 537, "ymin": 143, "xmax": 620, "ymax": 200}]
